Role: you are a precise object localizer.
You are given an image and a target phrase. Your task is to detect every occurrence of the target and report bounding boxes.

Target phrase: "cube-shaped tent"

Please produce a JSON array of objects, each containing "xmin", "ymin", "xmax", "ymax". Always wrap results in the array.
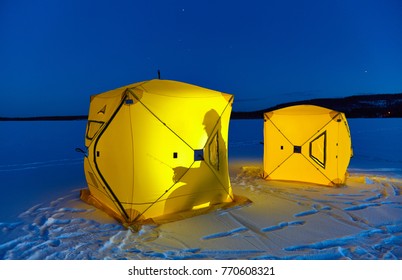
[
  {"xmin": 263, "ymin": 105, "xmax": 353, "ymax": 186},
  {"xmin": 81, "ymin": 79, "xmax": 236, "ymax": 227}
]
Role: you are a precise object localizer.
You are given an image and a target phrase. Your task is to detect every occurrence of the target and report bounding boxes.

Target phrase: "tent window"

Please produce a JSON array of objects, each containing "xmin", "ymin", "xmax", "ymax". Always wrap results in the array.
[
  {"xmin": 309, "ymin": 131, "xmax": 327, "ymax": 169},
  {"xmin": 194, "ymin": 149, "xmax": 204, "ymax": 161},
  {"xmin": 86, "ymin": 121, "xmax": 104, "ymax": 140},
  {"xmin": 208, "ymin": 132, "xmax": 220, "ymax": 170}
]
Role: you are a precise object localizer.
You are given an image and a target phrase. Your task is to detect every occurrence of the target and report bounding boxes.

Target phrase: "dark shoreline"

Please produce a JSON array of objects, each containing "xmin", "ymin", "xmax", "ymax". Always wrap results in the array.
[
  {"xmin": 2, "ymin": 93, "xmax": 401, "ymax": 121},
  {"xmin": 0, "ymin": 115, "xmax": 88, "ymax": 121}
]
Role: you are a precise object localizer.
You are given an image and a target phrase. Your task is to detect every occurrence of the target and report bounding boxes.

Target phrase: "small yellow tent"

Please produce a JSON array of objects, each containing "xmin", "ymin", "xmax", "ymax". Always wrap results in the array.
[
  {"xmin": 263, "ymin": 105, "xmax": 353, "ymax": 186},
  {"xmin": 81, "ymin": 79, "xmax": 239, "ymax": 227}
]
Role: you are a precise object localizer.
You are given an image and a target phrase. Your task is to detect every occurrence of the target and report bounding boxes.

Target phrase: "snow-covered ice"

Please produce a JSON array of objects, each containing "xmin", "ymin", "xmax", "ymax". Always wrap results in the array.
[{"xmin": 0, "ymin": 118, "xmax": 401, "ymax": 259}]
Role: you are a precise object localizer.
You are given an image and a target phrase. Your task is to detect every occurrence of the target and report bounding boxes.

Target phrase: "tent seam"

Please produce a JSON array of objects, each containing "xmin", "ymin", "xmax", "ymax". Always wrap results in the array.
[
  {"xmin": 126, "ymin": 88, "xmax": 194, "ymax": 151},
  {"xmin": 131, "ymin": 161, "xmax": 197, "ymax": 223}
]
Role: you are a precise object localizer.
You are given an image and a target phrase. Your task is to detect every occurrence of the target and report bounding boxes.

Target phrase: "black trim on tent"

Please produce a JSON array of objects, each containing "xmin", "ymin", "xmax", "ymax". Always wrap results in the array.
[
  {"xmin": 86, "ymin": 120, "xmax": 104, "ymax": 140},
  {"xmin": 309, "ymin": 131, "xmax": 327, "ymax": 169},
  {"xmin": 296, "ymin": 112, "xmax": 341, "ymax": 182},
  {"xmin": 294, "ymin": 146, "xmax": 302, "ymax": 153},
  {"xmin": 194, "ymin": 149, "xmax": 204, "ymax": 161},
  {"xmin": 93, "ymin": 93, "xmax": 131, "ymax": 221}
]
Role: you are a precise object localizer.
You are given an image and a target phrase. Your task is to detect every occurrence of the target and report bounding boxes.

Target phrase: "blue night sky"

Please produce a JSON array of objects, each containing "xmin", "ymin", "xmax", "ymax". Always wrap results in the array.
[{"xmin": 1, "ymin": 0, "xmax": 402, "ymax": 117}]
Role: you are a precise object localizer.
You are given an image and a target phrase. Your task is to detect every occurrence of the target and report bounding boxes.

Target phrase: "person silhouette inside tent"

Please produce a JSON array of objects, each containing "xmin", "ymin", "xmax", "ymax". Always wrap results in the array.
[{"xmin": 164, "ymin": 109, "xmax": 230, "ymax": 215}]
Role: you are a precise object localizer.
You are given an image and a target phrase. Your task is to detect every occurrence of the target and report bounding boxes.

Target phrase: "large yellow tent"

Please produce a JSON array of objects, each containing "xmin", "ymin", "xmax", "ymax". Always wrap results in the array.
[
  {"xmin": 81, "ymin": 79, "xmax": 241, "ymax": 227},
  {"xmin": 263, "ymin": 105, "xmax": 353, "ymax": 186}
]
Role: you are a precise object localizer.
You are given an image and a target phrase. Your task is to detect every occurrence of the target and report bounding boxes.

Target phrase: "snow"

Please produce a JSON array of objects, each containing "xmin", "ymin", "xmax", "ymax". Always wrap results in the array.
[{"xmin": 0, "ymin": 118, "xmax": 401, "ymax": 260}]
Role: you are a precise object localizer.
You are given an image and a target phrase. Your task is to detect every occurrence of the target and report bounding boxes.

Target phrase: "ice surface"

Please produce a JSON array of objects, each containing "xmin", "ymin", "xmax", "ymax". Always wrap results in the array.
[{"xmin": 0, "ymin": 118, "xmax": 401, "ymax": 259}]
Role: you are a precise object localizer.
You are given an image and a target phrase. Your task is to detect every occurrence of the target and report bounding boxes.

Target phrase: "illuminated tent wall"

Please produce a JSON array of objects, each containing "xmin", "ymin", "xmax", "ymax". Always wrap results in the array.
[
  {"xmin": 263, "ymin": 105, "xmax": 353, "ymax": 186},
  {"xmin": 81, "ymin": 79, "xmax": 237, "ymax": 227}
]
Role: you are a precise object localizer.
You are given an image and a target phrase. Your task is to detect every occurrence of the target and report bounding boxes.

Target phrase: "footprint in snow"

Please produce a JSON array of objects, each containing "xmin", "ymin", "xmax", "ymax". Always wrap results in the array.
[
  {"xmin": 202, "ymin": 227, "xmax": 248, "ymax": 240},
  {"xmin": 261, "ymin": 220, "xmax": 305, "ymax": 232},
  {"xmin": 294, "ymin": 209, "xmax": 319, "ymax": 217},
  {"xmin": 344, "ymin": 203, "xmax": 380, "ymax": 211}
]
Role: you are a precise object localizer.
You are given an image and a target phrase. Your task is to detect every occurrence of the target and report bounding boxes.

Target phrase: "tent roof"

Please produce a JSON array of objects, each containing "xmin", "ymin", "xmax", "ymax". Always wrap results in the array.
[
  {"xmin": 91, "ymin": 79, "xmax": 231, "ymax": 100},
  {"xmin": 265, "ymin": 104, "xmax": 339, "ymax": 117}
]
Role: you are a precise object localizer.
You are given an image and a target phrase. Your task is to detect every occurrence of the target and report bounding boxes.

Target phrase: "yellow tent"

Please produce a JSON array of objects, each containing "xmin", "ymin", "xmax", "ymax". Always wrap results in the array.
[
  {"xmin": 81, "ymin": 79, "xmax": 242, "ymax": 228},
  {"xmin": 263, "ymin": 105, "xmax": 353, "ymax": 186}
]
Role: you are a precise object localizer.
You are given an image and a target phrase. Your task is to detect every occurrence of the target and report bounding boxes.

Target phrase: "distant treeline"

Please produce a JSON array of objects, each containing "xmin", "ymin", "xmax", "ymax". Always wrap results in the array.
[
  {"xmin": 1, "ymin": 93, "xmax": 401, "ymax": 121},
  {"xmin": 232, "ymin": 93, "xmax": 402, "ymax": 119}
]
